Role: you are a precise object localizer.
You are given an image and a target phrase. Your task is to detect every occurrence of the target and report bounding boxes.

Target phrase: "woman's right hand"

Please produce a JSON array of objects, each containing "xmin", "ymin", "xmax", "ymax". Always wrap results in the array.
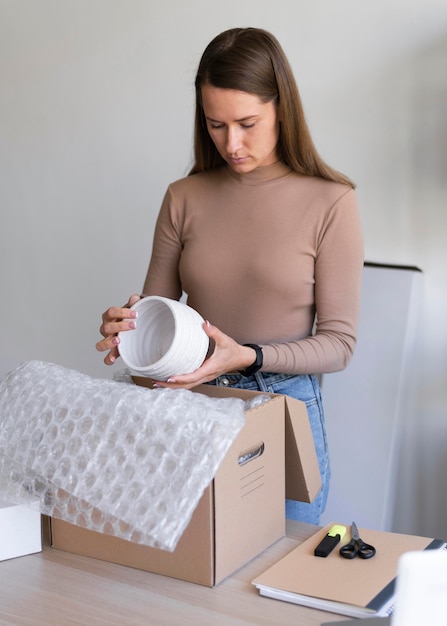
[{"xmin": 96, "ymin": 293, "xmax": 141, "ymax": 365}]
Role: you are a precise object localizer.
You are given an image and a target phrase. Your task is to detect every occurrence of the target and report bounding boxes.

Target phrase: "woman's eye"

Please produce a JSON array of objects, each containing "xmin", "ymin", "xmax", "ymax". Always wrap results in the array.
[{"xmin": 208, "ymin": 122, "xmax": 255, "ymax": 130}]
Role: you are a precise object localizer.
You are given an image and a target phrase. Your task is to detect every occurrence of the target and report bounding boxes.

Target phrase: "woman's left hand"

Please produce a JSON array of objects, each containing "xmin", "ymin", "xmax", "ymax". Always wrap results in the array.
[{"xmin": 152, "ymin": 321, "xmax": 257, "ymax": 390}]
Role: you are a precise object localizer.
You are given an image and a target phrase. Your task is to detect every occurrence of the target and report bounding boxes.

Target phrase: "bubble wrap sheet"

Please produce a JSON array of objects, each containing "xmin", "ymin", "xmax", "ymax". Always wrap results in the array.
[{"xmin": 0, "ymin": 361, "xmax": 245, "ymax": 551}]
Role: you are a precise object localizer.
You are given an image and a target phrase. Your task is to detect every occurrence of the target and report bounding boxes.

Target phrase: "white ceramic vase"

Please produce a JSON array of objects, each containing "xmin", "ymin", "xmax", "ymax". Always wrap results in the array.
[{"xmin": 118, "ymin": 296, "xmax": 209, "ymax": 380}]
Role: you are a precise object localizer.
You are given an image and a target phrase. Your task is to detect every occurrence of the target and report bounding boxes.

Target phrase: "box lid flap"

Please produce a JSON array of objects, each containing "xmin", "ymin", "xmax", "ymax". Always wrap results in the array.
[{"xmin": 284, "ymin": 396, "xmax": 322, "ymax": 503}]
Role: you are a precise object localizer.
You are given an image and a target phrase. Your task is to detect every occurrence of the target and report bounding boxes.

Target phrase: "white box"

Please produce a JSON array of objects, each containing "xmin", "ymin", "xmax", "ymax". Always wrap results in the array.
[{"xmin": 0, "ymin": 500, "xmax": 42, "ymax": 561}]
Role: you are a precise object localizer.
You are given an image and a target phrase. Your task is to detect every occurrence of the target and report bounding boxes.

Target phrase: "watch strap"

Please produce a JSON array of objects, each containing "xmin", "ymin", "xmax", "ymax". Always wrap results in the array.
[{"xmin": 238, "ymin": 344, "xmax": 263, "ymax": 377}]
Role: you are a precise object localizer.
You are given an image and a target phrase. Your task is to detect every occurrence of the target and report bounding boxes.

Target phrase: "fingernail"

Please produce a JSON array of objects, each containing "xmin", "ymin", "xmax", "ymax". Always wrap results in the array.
[
  {"xmin": 112, "ymin": 336, "xmax": 119, "ymax": 346},
  {"xmin": 167, "ymin": 378, "xmax": 176, "ymax": 383},
  {"xmin": 129, "ymin": 310, "xmax": 138, "ymax": 318},
  {"xmin": 109, "ymin": 355, "xmax": 116, "ymax": 364},
  {"xmin": 128, "ymin": 321, "xmax": 137, "ymax": 329}
]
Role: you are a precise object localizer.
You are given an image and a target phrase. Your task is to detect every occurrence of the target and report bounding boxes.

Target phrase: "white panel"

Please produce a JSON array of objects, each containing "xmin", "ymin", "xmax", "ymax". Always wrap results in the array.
[{"xmin": 320, "ymin": 264, "xmax": 422, "ymax": 530}]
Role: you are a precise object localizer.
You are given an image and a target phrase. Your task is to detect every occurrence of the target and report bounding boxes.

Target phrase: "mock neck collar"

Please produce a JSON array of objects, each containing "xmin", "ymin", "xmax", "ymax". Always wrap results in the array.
[{"xmin": 224, "ymin": 161, "xmax": 292, "ymax": 185}]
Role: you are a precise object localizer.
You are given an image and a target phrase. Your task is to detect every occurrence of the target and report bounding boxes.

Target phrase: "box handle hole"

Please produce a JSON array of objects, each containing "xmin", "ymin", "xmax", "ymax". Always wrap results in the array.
[{"xmin": 238, "ymin": 442, "xmax": 265, "ymax": 466}]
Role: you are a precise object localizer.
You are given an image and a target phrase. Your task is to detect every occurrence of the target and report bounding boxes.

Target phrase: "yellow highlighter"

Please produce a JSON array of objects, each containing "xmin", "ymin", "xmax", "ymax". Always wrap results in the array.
[{"xmin": 314, "ymin": 525, "xmax": 347, "ymax": 557}]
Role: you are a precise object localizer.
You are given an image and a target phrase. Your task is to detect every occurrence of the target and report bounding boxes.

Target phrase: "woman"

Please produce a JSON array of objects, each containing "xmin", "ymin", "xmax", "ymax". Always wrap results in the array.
[{"xmin": 97, "ymin": 27, "xmax": 364, "ymax": 524}]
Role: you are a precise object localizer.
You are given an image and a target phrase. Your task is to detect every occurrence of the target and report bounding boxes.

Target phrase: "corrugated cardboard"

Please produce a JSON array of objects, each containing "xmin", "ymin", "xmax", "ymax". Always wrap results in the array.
[
  {"xmin": 0, "ymin": 500, "xmax": 42, "ymax": 561},
  {"xmin": 51, "ymin": 384, "xmax": 321, "ymax": 586}
]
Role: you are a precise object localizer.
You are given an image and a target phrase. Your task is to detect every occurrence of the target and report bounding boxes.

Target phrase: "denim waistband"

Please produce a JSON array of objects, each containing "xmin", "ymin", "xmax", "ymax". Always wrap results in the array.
[
  {"xmin": 210, "ymin": 371, "xmax": 293, "ymax": 386},
  {"xmin": 207, "ymin": 371, "xmax": 322, "ymax": 404}
]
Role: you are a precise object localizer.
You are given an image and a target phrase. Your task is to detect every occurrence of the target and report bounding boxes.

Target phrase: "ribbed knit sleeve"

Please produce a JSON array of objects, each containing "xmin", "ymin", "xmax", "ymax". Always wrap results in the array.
[{"xmin": 261, "ymin": 188, "xmax": 364, "ymax": 374}]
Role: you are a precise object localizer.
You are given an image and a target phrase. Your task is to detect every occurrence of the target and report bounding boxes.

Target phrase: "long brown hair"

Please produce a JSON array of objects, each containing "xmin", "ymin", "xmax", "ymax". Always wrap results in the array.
[{"xmin": 190, "ymin": 27, "xmax": 355, "ymax": 188}]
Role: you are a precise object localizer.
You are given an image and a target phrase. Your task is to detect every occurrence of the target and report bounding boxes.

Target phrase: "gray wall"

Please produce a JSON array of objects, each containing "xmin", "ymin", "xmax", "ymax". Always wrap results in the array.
[{"xmin": 1, "ymin": 1, "xmax": 446, "ymax": 538}]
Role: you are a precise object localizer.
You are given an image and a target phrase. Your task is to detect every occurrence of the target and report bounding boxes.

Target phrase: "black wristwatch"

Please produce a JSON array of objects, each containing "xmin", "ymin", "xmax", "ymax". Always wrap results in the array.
[{"xmin": 239, "ymin": 344, "xmax": 263, "ymax": 377}]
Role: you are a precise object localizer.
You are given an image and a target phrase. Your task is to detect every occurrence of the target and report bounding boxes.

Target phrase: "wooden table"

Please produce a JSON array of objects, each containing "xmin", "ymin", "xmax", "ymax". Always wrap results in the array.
[{"xmin": 0, "ymin": 520, "xmax": 348, "ymax": 625}]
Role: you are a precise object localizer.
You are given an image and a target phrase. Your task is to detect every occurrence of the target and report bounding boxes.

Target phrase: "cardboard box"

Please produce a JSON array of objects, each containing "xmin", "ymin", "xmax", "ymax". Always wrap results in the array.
[
  {"xmin": 51, "ymin": 384, "xmax": 321, "ymax": 586},
  {"xmin": 0, "ymin": 500, "xmax": 42, "ymax": 561}
]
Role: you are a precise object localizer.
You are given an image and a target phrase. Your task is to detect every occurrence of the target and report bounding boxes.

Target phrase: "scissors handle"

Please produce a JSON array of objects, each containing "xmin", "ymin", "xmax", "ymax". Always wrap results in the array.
[
  {"xmin": 339, "ymin": 539, "xmax": 376, "ymax": 559},
  {"xmin": 357, "ymin": 540, "xmax": 376, "ymax": 559},
  {"xmin": 339, "ymin": 540, "xmax": 358, "ymax": 559}
]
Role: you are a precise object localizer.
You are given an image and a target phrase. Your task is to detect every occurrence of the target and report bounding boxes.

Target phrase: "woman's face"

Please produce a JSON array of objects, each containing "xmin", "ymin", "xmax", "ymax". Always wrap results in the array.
[{"xmin": 201, "ymin": 84, "xmax": 280, "ymax": 173}]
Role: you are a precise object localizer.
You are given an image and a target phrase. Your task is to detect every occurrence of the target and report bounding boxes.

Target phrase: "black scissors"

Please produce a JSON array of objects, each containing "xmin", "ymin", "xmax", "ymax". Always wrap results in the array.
[{"xmin": 339, "ymin": 521, "xmax": 376, "ymax": 559}]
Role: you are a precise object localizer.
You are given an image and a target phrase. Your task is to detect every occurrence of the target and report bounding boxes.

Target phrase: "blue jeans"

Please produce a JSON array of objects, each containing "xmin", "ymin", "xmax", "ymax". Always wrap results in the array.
[{"xmin": 207, "ymin": 372, "xmax": 330, "ymax": 525}]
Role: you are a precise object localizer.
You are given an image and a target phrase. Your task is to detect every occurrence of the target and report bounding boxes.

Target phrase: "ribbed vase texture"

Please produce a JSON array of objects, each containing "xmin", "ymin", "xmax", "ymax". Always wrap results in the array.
[{"xmin": 118, "ymin": 296, "xmax": 209, "ymax": 379}]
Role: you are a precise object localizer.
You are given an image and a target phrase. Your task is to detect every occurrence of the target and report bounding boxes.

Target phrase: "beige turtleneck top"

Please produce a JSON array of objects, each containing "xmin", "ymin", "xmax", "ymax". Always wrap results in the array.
[{"xmin": 142, "ymin": 162, "xmax": 364, "ymax": 375}]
